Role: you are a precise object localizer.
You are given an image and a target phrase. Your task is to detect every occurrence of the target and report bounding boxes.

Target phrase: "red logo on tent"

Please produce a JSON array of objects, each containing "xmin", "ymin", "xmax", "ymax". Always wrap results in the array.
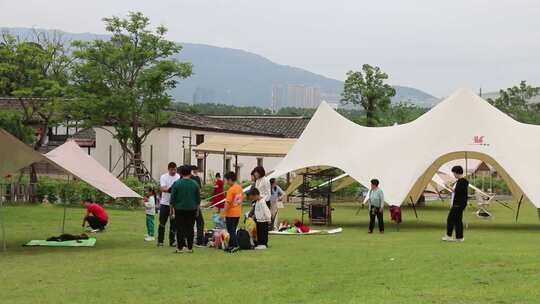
[
  {"xmin": 471, "ymin": 135, "xmax": 489, "ymax": 146},
  {"xmin": 473, "ymin": 136, "xmax": 484, "ymax": 144}
]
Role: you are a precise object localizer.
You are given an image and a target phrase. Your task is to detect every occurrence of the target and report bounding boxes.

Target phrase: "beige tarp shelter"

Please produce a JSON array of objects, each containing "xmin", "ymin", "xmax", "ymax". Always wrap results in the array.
[
  {"xmin": 0, "ymin": 129, "xmax": 140, "ymax": 199},
  {"xmin": 0, "ymin": 129, "xmax": 44, "ymax": 178},
  {"xmin": 0, "ymin": 131, "xmax": 140, "ymax": 250},
  {"xmin": 44, "ymin": 141, "xmax": 141, "ymax": 199},
  {"xmin": 194, "ymin": 136, "xmax": 296, "ymax": 157},
  {"xmin": 270, "ymin": 89, "xmax": 540, "ymax": 208}
]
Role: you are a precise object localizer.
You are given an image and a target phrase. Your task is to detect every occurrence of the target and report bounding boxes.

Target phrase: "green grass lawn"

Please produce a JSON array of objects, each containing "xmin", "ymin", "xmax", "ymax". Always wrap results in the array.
[{"xmin": 1, "ymin": 201, "xmax": 540, "ymax": 304}]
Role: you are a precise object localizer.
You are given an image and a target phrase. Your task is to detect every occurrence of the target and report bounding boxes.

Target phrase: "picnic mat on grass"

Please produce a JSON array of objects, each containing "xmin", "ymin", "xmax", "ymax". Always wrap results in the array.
[
  {"xmin": 269, "ymin": 227, "xmax": 343, "ymax": 235},
  {"xmin": 24, "ymin": 238, "xmax": 97, "ymax": 247}
]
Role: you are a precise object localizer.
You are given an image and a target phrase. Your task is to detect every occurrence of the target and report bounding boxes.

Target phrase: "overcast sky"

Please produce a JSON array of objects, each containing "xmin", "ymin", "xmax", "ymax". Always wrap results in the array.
[{"xmin": 1, "ymin": 0, "xmax": 540, "ymax": 97}]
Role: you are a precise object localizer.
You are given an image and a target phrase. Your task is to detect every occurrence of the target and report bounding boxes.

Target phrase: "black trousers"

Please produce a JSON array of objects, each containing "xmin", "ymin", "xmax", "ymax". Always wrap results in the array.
[
  {"xmin": 369, "ymin": 207, "xmax": 384, "ymax": 232},
  {"xmin": 256, "ymin": 220, "xmax": 269, "ymax": 246},
  {"xmin": 447, "ymin": 206, "xmax": 465, "ymax": 239},
  {"xmin": 175, "ymin": 209, "xmax": 197, "ymax": 250},
  {"xmin": 86, "ymin": 216, "xmax": 107, "ymax": 230},
  {"xmin": 195, "ymin": 207, "xmax": 205, "ymax": 245},
  {"xmin": 225, "ymin": 217, "xmax": 240, "ymax": 248},
  {"xmin": 158, "ymin": 205, "xmax": 176, "ymax": 245}
]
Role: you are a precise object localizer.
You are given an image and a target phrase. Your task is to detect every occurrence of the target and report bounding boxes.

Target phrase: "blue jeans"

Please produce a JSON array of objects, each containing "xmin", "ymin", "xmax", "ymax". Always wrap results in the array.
[{"xmin": 225, "ymin": 217, "xmax": 239, "ymax": 248}]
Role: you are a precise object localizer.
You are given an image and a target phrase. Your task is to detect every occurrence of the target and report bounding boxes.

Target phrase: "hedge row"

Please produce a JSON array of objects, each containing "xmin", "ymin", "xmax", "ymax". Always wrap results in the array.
[{"xmin": 35, "ymin": 176, "xmax": 158, "ymax": 208}]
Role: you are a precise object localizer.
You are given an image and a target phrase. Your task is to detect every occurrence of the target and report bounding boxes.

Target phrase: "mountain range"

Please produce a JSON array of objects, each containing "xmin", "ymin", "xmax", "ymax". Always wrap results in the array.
[{"xmin": 2, "ymin": 27, "xmax": 439, "ymax": 108}]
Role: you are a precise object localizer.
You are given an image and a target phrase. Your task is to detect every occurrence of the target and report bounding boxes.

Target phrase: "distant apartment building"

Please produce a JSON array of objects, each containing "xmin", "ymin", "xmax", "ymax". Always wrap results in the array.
[
  {"xmin": 272, "ymin": 84, "xmax": 322, "ymax": 109},
  {"xmin": 271, "ymin": 84, "xmax": 286, "ymax": 112},
  {"xmin": 192, "ymin": 87, "xmax": 216, "ymax": 104}
]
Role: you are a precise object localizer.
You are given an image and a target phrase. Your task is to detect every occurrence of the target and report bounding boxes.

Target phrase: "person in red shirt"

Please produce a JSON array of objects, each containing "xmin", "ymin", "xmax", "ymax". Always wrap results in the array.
[
  {"xmin": 211, "ymin": 173, "xmax": 225, "ymax": 212},
  {"xmin": 82, "ymin": 200, "xmax": 109, "ymax": 232}
]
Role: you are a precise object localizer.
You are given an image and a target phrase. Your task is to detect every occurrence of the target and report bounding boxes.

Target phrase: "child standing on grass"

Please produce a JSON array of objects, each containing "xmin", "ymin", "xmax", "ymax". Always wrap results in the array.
[
  {"xmin": 144, "ymin": 188, "xmax": 157, "ymax": 241},
  {"xmin": 248, "ymin": 187, "xmax": 271, "ymax": 250}
]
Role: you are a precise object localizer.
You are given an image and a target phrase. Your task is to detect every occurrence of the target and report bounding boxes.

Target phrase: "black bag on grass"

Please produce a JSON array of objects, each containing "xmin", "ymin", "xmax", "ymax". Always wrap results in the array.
[{"xmin": 237, "ymin": 229, "xmax": 253, "ymax": 250}]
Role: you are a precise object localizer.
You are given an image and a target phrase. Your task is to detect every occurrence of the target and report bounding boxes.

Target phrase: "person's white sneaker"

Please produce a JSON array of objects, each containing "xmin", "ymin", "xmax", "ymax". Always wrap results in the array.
[
  {"xmin": 144, "ymin": 236, "xmax": 155, "ymax": 242},
  {"xmin": 255, "ymin": 245, "xmax": 267, "ymax": 250},
  {"xmin": 455, "ymin": 238, "xmax": 465, "ymax": 242},
  {"xmin": 90, "ymin": 229, "xmax": 100, "ymax": 233},
  {"xmin": 441, "ymin": 235, "xmax": 454, "ymax": 242}
]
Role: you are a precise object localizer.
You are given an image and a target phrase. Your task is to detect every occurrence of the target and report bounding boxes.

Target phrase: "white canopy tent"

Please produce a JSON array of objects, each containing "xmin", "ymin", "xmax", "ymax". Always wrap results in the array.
[{"xmin": 270, "ymin": 89, "xmax": 540, "ymax": 208}]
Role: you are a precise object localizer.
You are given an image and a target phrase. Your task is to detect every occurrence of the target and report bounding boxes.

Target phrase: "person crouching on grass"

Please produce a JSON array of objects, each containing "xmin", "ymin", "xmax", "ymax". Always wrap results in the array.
[
  {"xmin": 366, "ymin": 179, "xmax": 384, "ymax": 234},
  {"xmin": 442, "ymin": 165, "xmax": 469, "ymax": 242},
  {"xmin": 81, "ymin": 200, "xmax": 108, "ymax": 232},
  {"xmin": 170, "ymin": 166, "xmax": 201, "ymax": 254},
  {"xmin": 247, "ymin": 188, "xmax": 271, "ymax": 250},
  {"xmin": 143, "ymin": 187, "xmax": 157, "ymax": 242}
]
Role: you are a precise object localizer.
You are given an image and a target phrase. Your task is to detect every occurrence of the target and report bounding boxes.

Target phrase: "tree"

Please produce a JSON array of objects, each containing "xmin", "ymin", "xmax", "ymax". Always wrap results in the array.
[
  {"xmin": 341, "ymin": 64, "xmax": 396, "ymax": 127},
  {"xmin": 487, "ymin": 81, "xmax": 540, "ymax": 124},
  {"xmin": 382, "ymin": 102, "xmax": 427, "ymax": 126},
  {"xmin": 0, "ymin": 30, "xmax": 72, "ymax": 201},
  {"xmin": 72, "ymin": 12, "xmax": 192, "ymax": 178},
  {"xmin": 0, "ymin": 111, "xmax": 35, "ymax": 144}
]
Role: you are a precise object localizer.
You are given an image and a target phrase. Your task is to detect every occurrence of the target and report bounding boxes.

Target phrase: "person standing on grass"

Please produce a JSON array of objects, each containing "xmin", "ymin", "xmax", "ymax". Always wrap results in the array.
[
  {"xmin": 442, "ymin": 165, "xmax": 469, "ymax": 242},
  {"xmin": 252, "ymin": 166, "xmax": 271, "ymax": 209},
  {"xmin": 81, "ymin": 200, "xmax": 108, "ymax": 232},
  {"xmin": 143, "ymin": 188, "xmax": 157, "ymax": 242},
  {"xmin": 211, "ymin": 173, "xmax": 225, "ymax": 213},
  {"xmin": 269, "ymin": 178, "xmax": 284, "ymax": 230},
  {"xmin": 248, "ymin": 188, "xmax": 271, "ymax": 250},
  {"xmin": 158, "ymin": 162, "xmax": 180, "ymax": 247},
  {"xmin": 223, "ymin": 171, "xmax": 243, "ymax": 253},
  {"xmin": 366, "ymin": 179, "xmax": 384, "ymax": 234},
  {"xmin": 170, "ymin": 166, "xmax": 201, "ymax": 253},
  {"xmin": 190, "ymin": 165, "xmax": 205, "ymax": 247}
]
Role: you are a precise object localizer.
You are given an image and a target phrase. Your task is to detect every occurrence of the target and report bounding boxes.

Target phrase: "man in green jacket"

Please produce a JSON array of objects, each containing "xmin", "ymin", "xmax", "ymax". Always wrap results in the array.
[
  {"xmin": 366, "ymin": 178, "xmax": 384, "ymax": 234},
  {"xmin": 170, "ymin": 165, "xmax": 201, "ymax": 253}
]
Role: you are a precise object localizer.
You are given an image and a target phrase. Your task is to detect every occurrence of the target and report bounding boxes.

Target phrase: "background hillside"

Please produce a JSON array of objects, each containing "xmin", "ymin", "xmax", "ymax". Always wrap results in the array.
[{"xmin": 2, "ymin": 27, "xmax": 439, "ymax": 108}]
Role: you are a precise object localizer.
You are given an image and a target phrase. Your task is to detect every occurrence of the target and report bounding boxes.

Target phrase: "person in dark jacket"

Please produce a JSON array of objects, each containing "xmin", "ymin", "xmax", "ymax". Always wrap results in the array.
[
  {"xmin": 170, "ymin": 166, "xmax": 201, "ymax": 253},
  {"xmin": 190, "ymin": 165, "xmax": 205, "ymax": 247},
  {"xmin": 442, "ymin": 165, "xmax": 469, "ymax": 242}
]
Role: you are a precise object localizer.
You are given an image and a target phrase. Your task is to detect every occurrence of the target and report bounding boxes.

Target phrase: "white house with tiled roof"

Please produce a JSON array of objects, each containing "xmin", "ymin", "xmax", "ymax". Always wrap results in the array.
[{"xmin": 89, "ymin": 112, "xmax": 302, "ymax": 183}]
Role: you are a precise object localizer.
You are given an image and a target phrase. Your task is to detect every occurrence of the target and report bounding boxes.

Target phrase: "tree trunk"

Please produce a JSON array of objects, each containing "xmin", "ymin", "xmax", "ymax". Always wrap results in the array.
[
  {"xmin": 366, "ymin": 99, "xmax": 375, "ymax": 127},
  {"xmin": 28, "ymin": 124, "xmax": 48, "ymax": 203},
  {"xmin": 133, "ymin": 139, "xmax": 144, "ymax": 179}
]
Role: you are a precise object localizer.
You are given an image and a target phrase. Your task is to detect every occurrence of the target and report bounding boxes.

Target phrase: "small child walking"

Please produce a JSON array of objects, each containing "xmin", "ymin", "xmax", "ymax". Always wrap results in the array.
[{"xmin": 144, "ymin": 188, "xmax": 157, "ymax": 241}]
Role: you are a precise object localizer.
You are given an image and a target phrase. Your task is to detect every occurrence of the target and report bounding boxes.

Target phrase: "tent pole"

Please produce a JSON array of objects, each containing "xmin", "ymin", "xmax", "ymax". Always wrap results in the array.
[
  {"xmin": 61, "ymin": 175, "xmax": 70, "ymax": 234},
  {"xmin": 465, "ymin": 152, "xmax": 468, "ymax": 177},
  {"xmin": 515, "ymin": 195, "xmax": 524, "ymax": 223},
  {"xmin": 0, "ymin": 189, "xmax": 6, "ymax": 252},
  {"xmin": 409, "ymin": 196, "xmax": 418, "ymax": 219},
  {"xmin": 437, "ymin": 191, "xmax": 445, "ymax": 203}
]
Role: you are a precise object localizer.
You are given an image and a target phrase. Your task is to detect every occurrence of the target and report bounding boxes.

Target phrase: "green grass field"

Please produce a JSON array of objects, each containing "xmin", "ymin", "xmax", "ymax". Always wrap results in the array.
[{"xmin": 1, "ymin": 201, "xmax": 539, "ymax": 304}]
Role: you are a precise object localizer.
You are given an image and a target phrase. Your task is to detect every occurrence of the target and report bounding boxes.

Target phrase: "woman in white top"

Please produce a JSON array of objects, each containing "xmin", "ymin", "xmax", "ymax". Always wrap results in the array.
[{"xmin": 252, "ymin": 166, "xmax": 272, "ymax": 208}]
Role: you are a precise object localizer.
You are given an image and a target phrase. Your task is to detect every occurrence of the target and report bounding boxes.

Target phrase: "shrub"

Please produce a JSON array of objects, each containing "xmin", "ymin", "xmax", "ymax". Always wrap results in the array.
[{"xmin": 36, "ymin": 177, "xmax": 59, "ymax": 203}]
